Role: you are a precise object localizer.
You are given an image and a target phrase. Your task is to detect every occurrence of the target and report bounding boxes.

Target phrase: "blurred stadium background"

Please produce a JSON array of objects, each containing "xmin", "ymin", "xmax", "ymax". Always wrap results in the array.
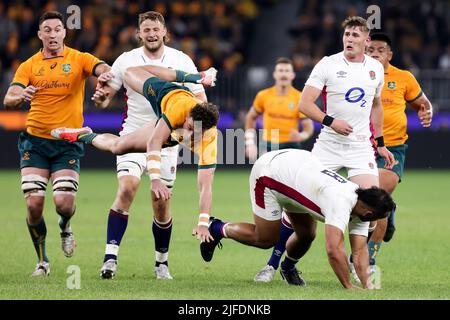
[{"xmin": 1, "ymin": 0, "xmax": 449, "ymax": 170}]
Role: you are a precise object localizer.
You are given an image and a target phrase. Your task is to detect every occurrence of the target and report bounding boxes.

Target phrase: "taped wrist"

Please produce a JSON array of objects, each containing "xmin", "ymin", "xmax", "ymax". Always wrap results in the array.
[
  {"xmin": 147, "ymin": 151, "xmax": 161, "ymax": 180},
  {"xmin": 198, "ymin": 213, "xmax": 210, "ymax": 227}
]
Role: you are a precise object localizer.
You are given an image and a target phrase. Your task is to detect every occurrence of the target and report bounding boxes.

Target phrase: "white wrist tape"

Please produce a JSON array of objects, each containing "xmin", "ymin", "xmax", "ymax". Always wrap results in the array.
[
  {"xmin": 147, "ymin": 151, "xmax": 161, "ymax": 180},
  {"xmin": 245, "ymin": 130, "xmax": 256, "ymax": 145},
  {"xmin": 198, "ymin": 213, "xmax": 210, "ymax": 227},
  {"xmin": 298, "ymin": 131, "xmax": 311, "ymax": 141}
]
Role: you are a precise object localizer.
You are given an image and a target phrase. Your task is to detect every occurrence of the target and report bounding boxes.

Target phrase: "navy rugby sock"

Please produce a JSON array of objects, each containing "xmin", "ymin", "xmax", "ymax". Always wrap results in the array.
[
  {"xmin": 104, "ymin": 209, "xmax": 128, "ymax": 262},
  {"xmin": 267, "ymin": 221, "xmax": 294, "ymax": 269},
  {"xmin": 153, "ymin": 217, "xmax": 173, "ymax": 267}
]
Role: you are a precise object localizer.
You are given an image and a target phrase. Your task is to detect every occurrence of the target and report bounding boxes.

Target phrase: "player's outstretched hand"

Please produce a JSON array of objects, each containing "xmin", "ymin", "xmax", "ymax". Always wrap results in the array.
[
  {"xmin": 198, "ymin": 67, "xmax": 217, "ymax": 87},
  {"xmin": 418, "ymin": 104, "xmax": 433, "ymax": 128},
  {"xmin": 192, "ymin": 225, "xmax": 214, "ymax": 243},
  {"xmin": 330, "ymin": 119, "xmax": 353, "ymax": 136},
  {"xmin": 151, "ymin": 179, "xmax": 172, "ymax": 201},
  {"xmin": 378, "ymin": 146, "xmax": 395, "ymax": 169}
]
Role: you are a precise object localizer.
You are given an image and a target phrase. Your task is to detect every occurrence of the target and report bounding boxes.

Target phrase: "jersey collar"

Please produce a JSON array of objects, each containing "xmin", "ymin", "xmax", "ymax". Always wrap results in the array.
[
  {"xmin": 40, "ymin": 45, "xmax": 68, "ymax": 60},
  {"xmin": 141, "ymin": 45, "xmax": 166, "ymax": 63}
]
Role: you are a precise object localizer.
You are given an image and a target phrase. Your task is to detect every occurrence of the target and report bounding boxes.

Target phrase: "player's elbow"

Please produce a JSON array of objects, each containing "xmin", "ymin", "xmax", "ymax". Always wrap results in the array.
[{"xmin": 123, "ymin": 68, "xmax": 135, "ymax": 85}]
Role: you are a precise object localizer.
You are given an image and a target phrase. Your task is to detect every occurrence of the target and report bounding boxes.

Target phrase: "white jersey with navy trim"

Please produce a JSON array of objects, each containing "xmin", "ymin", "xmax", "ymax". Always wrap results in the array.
[
  {"xmin": 305, "ymin": 51, "xmax": 384, "ymax": 144},
  {"xmin": 109, "ymin": 45, "xmax": 205, "ymax": 135},
  {"xmin": 250, "ymin": 149, "xmax": 369, "ymax": 236}
]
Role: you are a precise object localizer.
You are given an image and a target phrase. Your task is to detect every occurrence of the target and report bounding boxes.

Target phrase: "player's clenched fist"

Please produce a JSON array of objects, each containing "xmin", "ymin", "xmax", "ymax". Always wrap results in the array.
[{"xmin": 21, "ymin": 86, "xmax": 39, "ymax": 101}]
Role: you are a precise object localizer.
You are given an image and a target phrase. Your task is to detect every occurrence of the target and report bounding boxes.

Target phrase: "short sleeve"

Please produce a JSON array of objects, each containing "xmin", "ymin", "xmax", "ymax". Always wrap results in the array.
[
  {"xmin": 404, "ymin": 71, "xmax": 423, "ymax": 102},
  {"xmin": 11, "ymin": 61, "xmax": 31, "ymax": 88},
  {"xmin": 108, "ymin": 53, "xmax": 126, "ymax": 91},
  {"xmin": 374, "ymin": 64, "xmax": 385, "ymax": 98},
  {"xmin": 305, "ymin": 57, "xmax": 329, "ymax": 90},
  {"xmin": 252, "ymin": 91, "xmax": 265, "ymax": 113},
  {"xmin": 348, "ymin": 216, "xmax": 369, "ymax": 237},
  {"xmin": 194, "ymin": 127, "xmax": 217, "ymax": 168},
  {"xmin": 324, "ymin": 209, "xmax": 348, "ymax": 235},
  {"xmin": 81, "ymin": 52, "xmax": 105, "ymax": 77}
]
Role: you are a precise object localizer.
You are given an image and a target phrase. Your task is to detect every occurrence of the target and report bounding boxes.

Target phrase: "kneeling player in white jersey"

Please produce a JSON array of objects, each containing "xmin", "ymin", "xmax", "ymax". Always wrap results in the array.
[
  {"xmin": 91, "ymin": 12, "xmax": 207, "ymax": 280},
  {"xmin": 200, "ymin": 150, "xmax": 395, "ymax": 289}
]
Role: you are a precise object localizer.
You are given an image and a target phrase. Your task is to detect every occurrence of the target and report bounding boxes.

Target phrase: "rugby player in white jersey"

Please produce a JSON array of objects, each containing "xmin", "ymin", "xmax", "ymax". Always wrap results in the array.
[
  {"xmin": 298, "ymin": 17, "xmax": 395, "ymax": 274},
  {"xmin": 199, "ymin": 149, "xmax": 395, "ymax": 289},
  {"xmin": 91, "ymin": 11, "xmax": 207, "ymax": 280}
]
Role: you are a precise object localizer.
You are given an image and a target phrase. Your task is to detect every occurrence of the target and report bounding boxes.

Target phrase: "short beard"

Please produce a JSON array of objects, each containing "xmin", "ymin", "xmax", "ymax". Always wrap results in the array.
[{"xmin": 144, "ymin": 40, "xmax": 163, "ymax": 53}]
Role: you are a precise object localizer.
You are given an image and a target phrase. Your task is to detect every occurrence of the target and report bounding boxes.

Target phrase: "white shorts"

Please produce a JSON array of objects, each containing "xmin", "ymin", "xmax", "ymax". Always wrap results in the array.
[
  {"xmin": 312, "ymin": 140, "xmax": 378, "ymax": 178},
  {"xmin": 116, "ymin": 145, "xmax": 179, "ymax": 187},
  {"xmin": 249, "ymin": 156, "xmax": 282, "ymax": 221}
]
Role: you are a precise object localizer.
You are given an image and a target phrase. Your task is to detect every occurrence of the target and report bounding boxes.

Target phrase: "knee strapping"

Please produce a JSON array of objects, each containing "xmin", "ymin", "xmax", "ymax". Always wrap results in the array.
[
  {"xmin": 21, "ymin": 175, "xmax": 48, "ymax": 197},
  {"xmin": 117, "ymin": 161, "xmax": 143, "ymax": 179},
  {"xmin": 53, "ymin": 176, "xmax": 79, "ymax": 195}
]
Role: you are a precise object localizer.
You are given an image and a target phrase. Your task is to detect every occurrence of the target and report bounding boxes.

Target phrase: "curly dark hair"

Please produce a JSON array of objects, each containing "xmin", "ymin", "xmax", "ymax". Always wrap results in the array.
[
  {"xmin": 189, "ymin": 103, "xmax": 220, "ymax": 131},
  {"xmin": 356, "ymin": 187, "xmax": 395, "ymax": 221}
]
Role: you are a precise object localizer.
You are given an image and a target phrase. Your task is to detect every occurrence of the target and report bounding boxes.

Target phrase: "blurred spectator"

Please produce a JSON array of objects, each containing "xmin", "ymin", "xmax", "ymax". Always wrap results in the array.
[
  {"xmin": 0, "ymin": 0, "xmax": 261, "ymax": 111},
  {"xmin": 289, "ymin": 0, "xmax": 449, "ymax": 70}
]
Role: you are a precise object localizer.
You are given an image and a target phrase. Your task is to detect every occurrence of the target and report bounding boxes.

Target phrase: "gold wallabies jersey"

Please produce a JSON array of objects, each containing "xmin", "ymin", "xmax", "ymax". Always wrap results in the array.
[
  {"xmin": 381, "ymin": 64, "xmax": 422, "ymax": 146},
  {"xmin": 159, "ymin": 89, "xmax": 217, "ymax": 168},
  {"xmin": 253, "ymin": 86, "xmax": 306, "ymax": 143},
  {"xmin": 11, "ymin": 46, "xmax": 104, "ymax": 139}
]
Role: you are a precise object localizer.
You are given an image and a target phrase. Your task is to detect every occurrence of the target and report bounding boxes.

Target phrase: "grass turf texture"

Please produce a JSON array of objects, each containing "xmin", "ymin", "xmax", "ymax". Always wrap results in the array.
[{"xmin": 0, "ymin": 169, "xmax": 449, "ymax": 300}]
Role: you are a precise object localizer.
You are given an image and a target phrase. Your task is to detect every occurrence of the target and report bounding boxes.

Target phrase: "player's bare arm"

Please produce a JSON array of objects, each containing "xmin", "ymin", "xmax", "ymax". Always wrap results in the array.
[
  {"xmin": 289, "ymin": 118, "xmax": 314, "ymax": 142},
  {"xmin": 371, "ymin": 96, "xmax": 395, "ymax": 169},
  {"xmin": 192, "ymin": 168, "xmax": 215, "ymax": 243},
  {"xmin": 299, "ymin": 85, "xmax": 353, "ymax": 136},
  {"xmin": 410, "ymin": 95, "xmax": 433, "ymax": 128},
  {"xmin": 325, "ymin": 224, "xmax": 354, "ymax": 289},
  {"xmin": 124, "ymin": 65, "xmax": 217, "ymax": 96},
  {"xmin": 146, "ymin": 118, "xmax": 172, "ymax": 201},
  {"xmin": 244, "ymin": 107, "xmax": 260, "ymax": 160},
  {"xmin": 3, "ymin": 85, "xmax": 40, "ymax": 109},
  {"xmin": 350, "ymin": 234, "xmax": 372, "ymax": 289}
]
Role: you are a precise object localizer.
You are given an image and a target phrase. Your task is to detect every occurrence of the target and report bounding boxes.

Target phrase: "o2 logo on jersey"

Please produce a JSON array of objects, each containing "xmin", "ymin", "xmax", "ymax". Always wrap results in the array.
[{"xmin": 345, "ymin": 87, "xmax": 367, "ymax": 108}]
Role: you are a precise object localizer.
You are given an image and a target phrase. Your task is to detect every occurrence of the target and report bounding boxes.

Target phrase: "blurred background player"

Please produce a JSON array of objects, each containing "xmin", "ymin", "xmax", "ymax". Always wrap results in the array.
[
  {"xmin": 353, "ymin": 32, "xmax": 433, "ymax": 275},
  {"xmin": 52, "ymin": 64, "xmax": 220, "ymax": 244},
  {"xmin": 200, "ymin": 149, "xmax": 395, "ymax": 289},
  {"xmin": 2, "ymin": 11, "xmax": 109, "ymax": 276},
  {"xmin": 244, "ymin": 57, "xmax": 314, "ymax": 282},
  {"xmin": 90, "ymin": 11, "xmax": 207, "ymax": 280}
]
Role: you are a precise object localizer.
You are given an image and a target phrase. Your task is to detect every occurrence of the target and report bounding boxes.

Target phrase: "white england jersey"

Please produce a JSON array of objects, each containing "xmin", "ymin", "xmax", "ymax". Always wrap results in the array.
[
  {"xmin": 251, "ymin": 149, "xmax": 369, "ymax": 236},
  {"xmin": 305, "ymin": 51, "xmax": 384, "ymax": 144},
  {"xmin": 108, "ymin": 46, "xmax": 205, "ymax": 135}
]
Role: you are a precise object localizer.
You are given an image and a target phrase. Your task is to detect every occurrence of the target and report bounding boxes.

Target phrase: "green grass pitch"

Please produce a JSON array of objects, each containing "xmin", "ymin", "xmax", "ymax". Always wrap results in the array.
[{"xmin": 0, "ymin": 169, "xmax": 449, "ymax": 300}]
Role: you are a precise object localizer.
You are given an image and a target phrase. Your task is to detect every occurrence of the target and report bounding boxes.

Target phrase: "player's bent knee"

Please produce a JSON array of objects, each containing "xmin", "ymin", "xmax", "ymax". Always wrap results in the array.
[
  {"xmin": 53, "ymin": 176, "xmax": 79, "ymax": 196},
  {"xmin": 21, "ymin": 174, "xmax": 48, "ymax": 198}
]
